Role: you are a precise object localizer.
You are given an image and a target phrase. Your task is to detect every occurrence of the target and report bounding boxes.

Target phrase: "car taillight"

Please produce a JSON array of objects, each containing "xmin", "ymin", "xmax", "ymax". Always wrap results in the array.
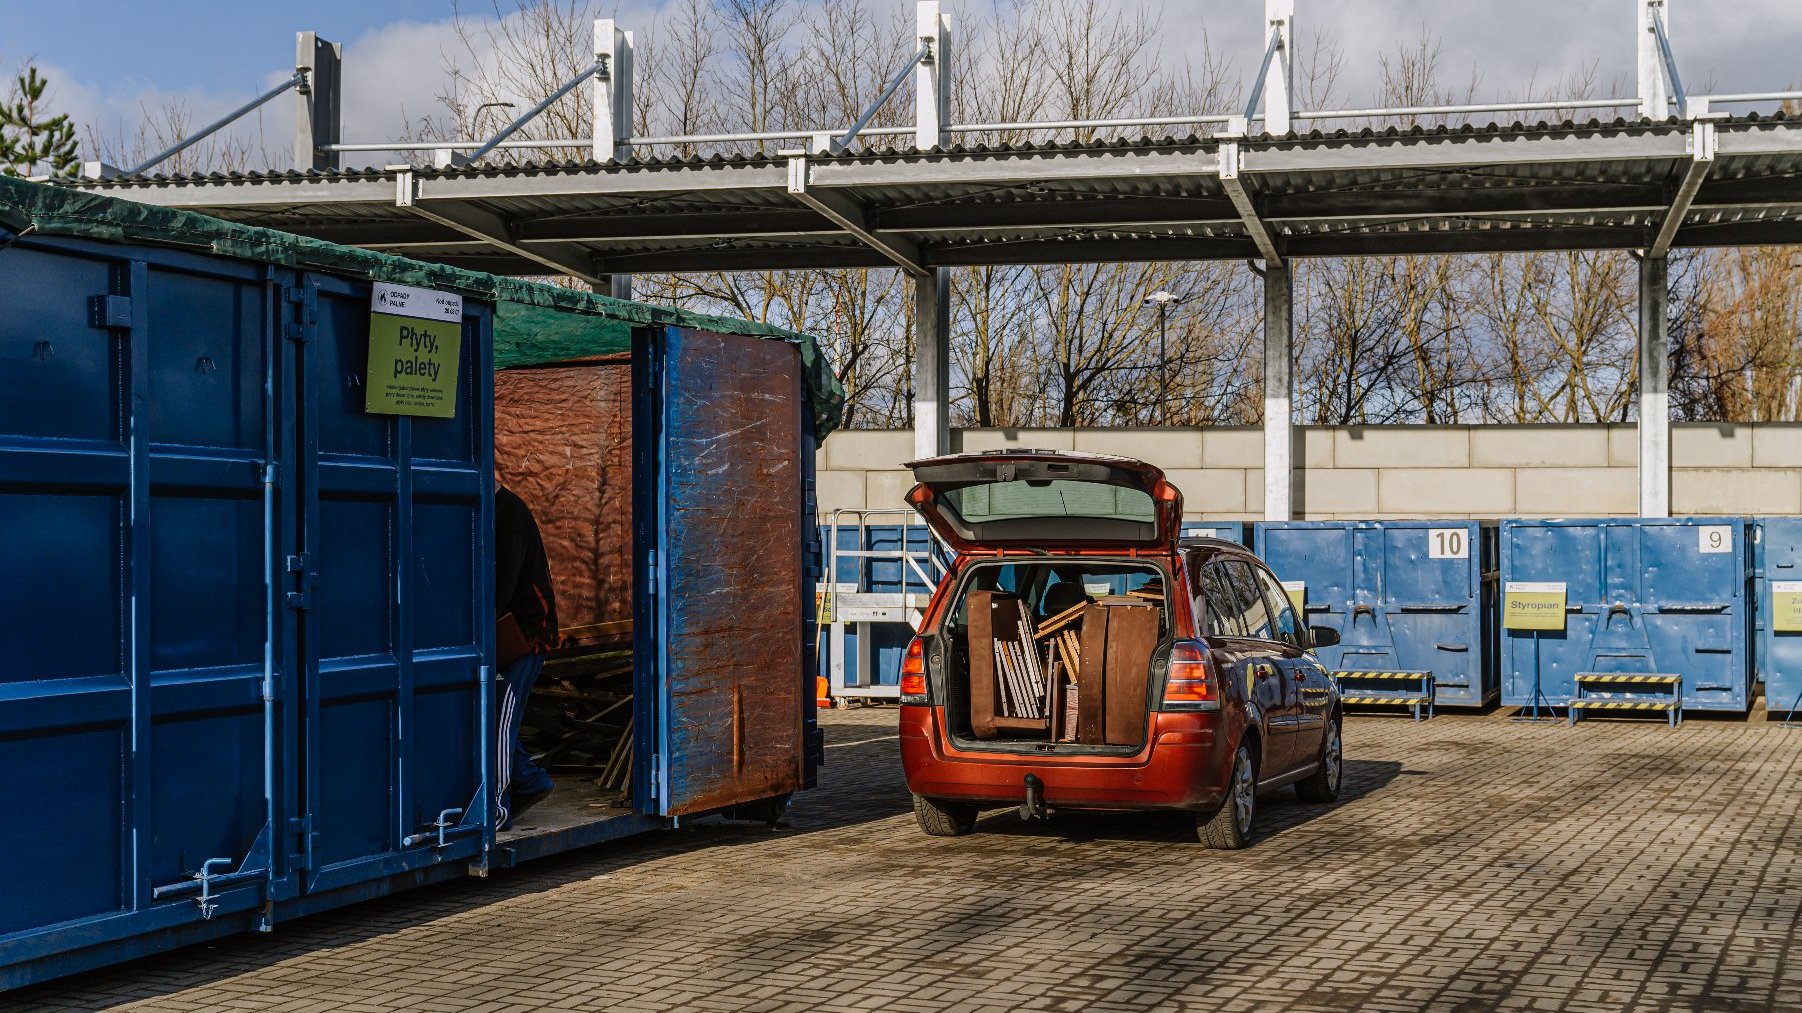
[
  {"xmin": 899, "ymin": 637, "xmax": 929, "ymax": 704},
  {"xmin": 1162, "ymin": 639, "xmax": 1217, "ymax": 710}
]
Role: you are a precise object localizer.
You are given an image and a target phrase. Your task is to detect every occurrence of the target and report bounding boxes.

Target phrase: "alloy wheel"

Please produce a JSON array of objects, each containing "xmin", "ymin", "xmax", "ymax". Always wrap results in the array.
[
  {"xmin": 1324, "ymin": 724, "xmax": 1342, "ymax": 793},
  {"xmin": 1233, "ymin": 748, "xmax": 1255, "ymax": 834}
]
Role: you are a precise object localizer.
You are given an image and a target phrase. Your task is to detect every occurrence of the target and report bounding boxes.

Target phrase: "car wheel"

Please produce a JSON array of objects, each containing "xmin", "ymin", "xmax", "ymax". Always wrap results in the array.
[
  {"xmin": 1195, "ymin": 743, "xmax": 1256, "ymax": 849},
  {"xmin": 913, "ymin": 793, "xmax": 978, "ymax": 837},
  {"xmin": 1295, "ymin": 717, "xmax": 1343, "ymax": 803}
]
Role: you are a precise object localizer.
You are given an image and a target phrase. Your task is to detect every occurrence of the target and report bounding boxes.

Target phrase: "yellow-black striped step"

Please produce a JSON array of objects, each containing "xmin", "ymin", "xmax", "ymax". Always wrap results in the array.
[
  {"xmin": 1574, "ymin": 672, "xmax": 1681, "ymax": 686},
  {"xmin": 1569, "ymin": 699, "xmax": 1679, "ymax": 710},
  {"xmin": 1331, "ymin": 671, "xmax": 1432, "ymax": 683}
]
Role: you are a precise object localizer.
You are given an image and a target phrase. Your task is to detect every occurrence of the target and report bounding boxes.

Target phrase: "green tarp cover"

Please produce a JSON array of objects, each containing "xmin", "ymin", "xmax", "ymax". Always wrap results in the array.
[{"xmin": 0, "ymin": 175, "xmax": 844, "ymax": 433}]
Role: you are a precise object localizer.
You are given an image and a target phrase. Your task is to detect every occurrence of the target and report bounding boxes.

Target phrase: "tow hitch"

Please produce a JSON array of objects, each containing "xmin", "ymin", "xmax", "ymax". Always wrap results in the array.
[{"xmin": 1019, "ymin": 773, "xmax": 1048, "ymax": 821}]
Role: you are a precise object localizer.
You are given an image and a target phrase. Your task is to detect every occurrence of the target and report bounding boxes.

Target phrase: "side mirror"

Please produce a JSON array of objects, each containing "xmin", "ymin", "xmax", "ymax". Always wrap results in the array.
[{"xmin": 1308, "ymin": 625, "xmax": 1341, "ymax": 649}]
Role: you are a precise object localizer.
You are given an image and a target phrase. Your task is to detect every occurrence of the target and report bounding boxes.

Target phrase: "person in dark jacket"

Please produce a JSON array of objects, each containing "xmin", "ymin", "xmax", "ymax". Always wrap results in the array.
[{"xmin": 495, "ymin": 483, "xmax": 559, "ymax": 828}]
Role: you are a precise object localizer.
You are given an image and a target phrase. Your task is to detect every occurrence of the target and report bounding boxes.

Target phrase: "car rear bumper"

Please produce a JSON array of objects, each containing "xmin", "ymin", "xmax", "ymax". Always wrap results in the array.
[{"xmin": 899, "ymin": 706, "xmax": 1233, "ymax": 812}]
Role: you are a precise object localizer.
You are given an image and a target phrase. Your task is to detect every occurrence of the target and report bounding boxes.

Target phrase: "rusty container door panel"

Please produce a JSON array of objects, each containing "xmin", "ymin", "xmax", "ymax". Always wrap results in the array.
[
  {"xmin": 494, "ymin": 356, "xmax": 634, "ymax": 631},
  {"xmin": 651, "ymin": 327, "xmax": 806, "ymax": 816}
]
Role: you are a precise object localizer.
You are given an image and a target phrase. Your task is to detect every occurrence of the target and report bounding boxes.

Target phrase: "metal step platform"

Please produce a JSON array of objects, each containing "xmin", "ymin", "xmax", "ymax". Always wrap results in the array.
[
  {"xmin": 1330, "ymin": 670, "xmax": 1434, "ymax": 721},
  {"xmin": 1570, "ymin": 672, "xmax": 1682, "ymax": 727},
  {"xmin": 821, "ymin": 510, "xmax": 951, "ymax": 703}
]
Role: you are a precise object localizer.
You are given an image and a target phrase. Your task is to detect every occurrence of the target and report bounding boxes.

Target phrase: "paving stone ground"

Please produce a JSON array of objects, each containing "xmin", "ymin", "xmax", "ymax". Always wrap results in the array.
[{"xmin": 8, "ymin": 707, "xmax": 1802, "ymax": 1013}]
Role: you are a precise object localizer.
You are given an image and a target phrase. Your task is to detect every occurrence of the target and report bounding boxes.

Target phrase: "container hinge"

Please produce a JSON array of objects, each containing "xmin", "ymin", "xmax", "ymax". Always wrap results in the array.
[
  {"xmin": 283, "ymin": 320, "xmax": 308, "ymax": 343},
  {"xmin": 649, "ymin": 753, "xmax": 662, "ymax": 800},
  {"xmin": 288, "ymin": 815, "xmax": 316, "ymax": 871},
  {"xmin": 645, "ymin": 549, "xmax": 658, "ymax": 595},
  {"xmin": 285, "ymin": 553, "xmax": 315, "ymax": 609},
  {"xmin": 88, "ymin": 294, "xmax": 131, "ymax": 329}
]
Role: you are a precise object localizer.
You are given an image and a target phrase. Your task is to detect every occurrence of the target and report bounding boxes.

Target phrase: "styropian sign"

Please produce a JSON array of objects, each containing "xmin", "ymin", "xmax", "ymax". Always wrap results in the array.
[
  {"xmin": 366, "ymin": 282, "xmax": 463, "ymax": 418},
  {"xmin": 1503, "ymin": 581, "xmax": 1567, "ymax": 631}
]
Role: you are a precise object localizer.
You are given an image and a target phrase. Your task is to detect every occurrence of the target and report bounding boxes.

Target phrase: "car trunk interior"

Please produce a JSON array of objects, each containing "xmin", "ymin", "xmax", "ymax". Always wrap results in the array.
[{"xmin": 936, "ymin": 558, "xmax": 1171, "ymax": 755}]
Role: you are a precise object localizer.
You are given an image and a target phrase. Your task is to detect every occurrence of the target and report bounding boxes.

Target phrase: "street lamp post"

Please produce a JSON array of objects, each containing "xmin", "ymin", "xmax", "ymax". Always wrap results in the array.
[{"xmin": 1143, "ymin": 290, "xmax": 1184, "ymax": 424}]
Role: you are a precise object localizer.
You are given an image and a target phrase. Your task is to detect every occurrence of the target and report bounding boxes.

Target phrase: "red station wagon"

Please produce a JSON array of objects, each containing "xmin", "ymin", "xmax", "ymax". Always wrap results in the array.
[{"xmin": 897, "ymin": 451, "xmax": 1344, "ymax": 848}]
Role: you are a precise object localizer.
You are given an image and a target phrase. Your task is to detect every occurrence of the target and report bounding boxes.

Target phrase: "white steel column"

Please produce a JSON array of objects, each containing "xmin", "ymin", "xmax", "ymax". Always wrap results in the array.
[
  {"xmin": 1637, "ymin": 0, "xmax": 1670, "ymax": 119},
  {"xmin": 594, "ymin": 20, "xmax": 634, "ymax": 163},
  {"xmin": 1639, "ymin": 256, "xmax": 1671, "ymax": 517},
  {"xmin": 595, "ymin": 20, "xmax": 634, "ymax": 301},
  {"xmin": 1263, "ymin": 264, "xmax": 1294, "ymax": 520},
  {"xmin": 915, "ymin": 2, "xmax": 950, "ymax": 151},
  {"xmin": 913, "ymin": 269, "xmax": 951, "ymax": 460},
  {"xmin": 295, "ymin": 32, "xmax": 342, "ymax": 171},
  {"xmin": 912, "ymin": 0, "xmax": 952, "ymax": 461},
  {"xmin": 1263, "ymin": 0, "xmax": 1294, "ymax": 136}
]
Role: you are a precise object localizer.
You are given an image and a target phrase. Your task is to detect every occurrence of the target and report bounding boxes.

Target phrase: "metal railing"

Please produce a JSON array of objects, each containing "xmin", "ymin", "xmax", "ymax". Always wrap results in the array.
[{"xmin": 314, "ymin": 88, "xmax": 1802, "ymax": 164}]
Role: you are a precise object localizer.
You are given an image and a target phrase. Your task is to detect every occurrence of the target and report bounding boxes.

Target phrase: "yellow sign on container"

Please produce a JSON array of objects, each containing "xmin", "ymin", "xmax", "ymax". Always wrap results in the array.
[
  {"xmin": 1773, "ymin": 581, "xmax": 1802, "ymax": 633},
  {"xmin": 1281, "ymin": 580, "xmax": 1306, "ymax": 615},
  {"xmin": 1503, "ymin": 581, "xmax": 1567, "ymax": 631},
  {"xmin": 365, "ymin": 282, "xmax": 463, "ymax": 418}
]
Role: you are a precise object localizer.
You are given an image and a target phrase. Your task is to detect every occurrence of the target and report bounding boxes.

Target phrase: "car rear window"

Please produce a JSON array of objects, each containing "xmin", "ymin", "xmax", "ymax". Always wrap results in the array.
[{"xmin": 939, "ymin": 480, "xmax": 1156, "ymax": 525}]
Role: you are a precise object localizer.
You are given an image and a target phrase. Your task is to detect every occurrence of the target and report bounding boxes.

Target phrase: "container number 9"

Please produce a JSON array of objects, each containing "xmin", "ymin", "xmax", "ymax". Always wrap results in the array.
[{"xmin": 1698, "ymin": 525, "xmax": 1732, "ymax": 553}]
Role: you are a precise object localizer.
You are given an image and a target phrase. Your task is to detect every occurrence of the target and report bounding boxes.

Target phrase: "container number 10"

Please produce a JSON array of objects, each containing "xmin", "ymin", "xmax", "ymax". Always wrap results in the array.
[{"xmin": 1428, "ymin": 528, "xmax": 1468, "ymax": 559}]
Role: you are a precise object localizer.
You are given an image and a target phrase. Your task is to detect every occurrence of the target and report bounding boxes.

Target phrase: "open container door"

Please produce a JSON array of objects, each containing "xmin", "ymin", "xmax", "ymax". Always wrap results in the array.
[{"xmin": 639, "ymin": 326, "xmax": 807, "ymax": 818}]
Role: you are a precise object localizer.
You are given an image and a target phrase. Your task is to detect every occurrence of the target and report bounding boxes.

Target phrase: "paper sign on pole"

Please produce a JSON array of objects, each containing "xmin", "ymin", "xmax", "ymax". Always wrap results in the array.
[
  {"xmin": 815, "ymin": 582, "xmax": 857, "ymax": 625},
  {"xmin": 365, "ymin": 282, "xmax": 463, "ymax": 418},
  {"xmin": 1774, "ymin": 581, "xmax": 1802, "ymax": 633},
  {"xmin": 1504, "ymin": 581, "xmax": 1567, "ymax": 631}
]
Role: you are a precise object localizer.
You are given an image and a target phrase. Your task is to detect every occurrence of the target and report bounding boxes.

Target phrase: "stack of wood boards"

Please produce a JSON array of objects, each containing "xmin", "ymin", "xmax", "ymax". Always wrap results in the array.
[
  {"xmin": 519, "ymin": 619, "xmax": 635, "ymax": 794},
  {"xmin": 967, "ymin": 591, "xmax": 1052, "ymax": 738},
  {"xmin": 1035, "ymin": 601, "xmax": 1086, "ymax": 742},
  {"xmin": 1077, "ymin": 599, "xmax": 1159, "ymax": 747},
  {"xmin": 991, "ymin": 597, "xmax": 1052, "ymax": 719},
  {"xmin": 966, "ymin": 589, "xmax": 1160, "ymax": 747}
]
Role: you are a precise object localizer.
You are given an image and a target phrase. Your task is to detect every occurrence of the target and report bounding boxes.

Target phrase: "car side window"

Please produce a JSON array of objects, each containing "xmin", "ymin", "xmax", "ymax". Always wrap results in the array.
[
  {"xmin": 1195, "ymin": 560, "xmax": 1247, "ymax": 638},
  {"xmin": 1220, "ymin": 561, "xmax": 1275, "ymax": 640},
  {"xmin": 1251, "ymin": 564, "xmax": 1306, "ymax": 649}
]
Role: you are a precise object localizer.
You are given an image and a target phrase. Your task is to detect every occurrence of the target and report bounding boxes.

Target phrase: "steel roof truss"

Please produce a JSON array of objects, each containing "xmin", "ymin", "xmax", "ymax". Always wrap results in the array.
[
  {"xmin": 787, "ymin": 154, "xmax": 928, "ymax": 276},
  {"xmin": 395, "ymin": 167, "xmax": 602, "ymax": 285},
  {"xmin": 1649, "ymin": 119, "xmax": 1716, "ymax": 258},
  {"xmin": 1218, "ymin": 137, "xmax": 1281, "ymax": 264}
]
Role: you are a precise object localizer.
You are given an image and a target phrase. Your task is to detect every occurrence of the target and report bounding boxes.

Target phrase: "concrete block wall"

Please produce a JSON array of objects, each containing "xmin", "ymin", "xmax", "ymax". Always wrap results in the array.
[{"xmin": 816, "ymin": 423, "xmax": 1802, "ymax": 520}]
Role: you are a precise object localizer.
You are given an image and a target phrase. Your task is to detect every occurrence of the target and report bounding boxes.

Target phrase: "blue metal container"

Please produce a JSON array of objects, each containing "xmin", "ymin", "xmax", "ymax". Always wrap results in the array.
[
  {"xmin": 1254, "ymin": 521, "xmax": 1498, "ymax": 708},
  {"xmin": 1753, "ymin": 518, "xmax": 1802, "ymax": 719},
  {"xmin": 1, "ymin": 226, "xmax": 823, "ymax": 985},
  {"xmin": 1182, "ymin": 520, "xmax": 1250, "ymax": 545},
  {"xmin": 1499, "ymin": 518, "xmax": 1752, "ymax": 713}
]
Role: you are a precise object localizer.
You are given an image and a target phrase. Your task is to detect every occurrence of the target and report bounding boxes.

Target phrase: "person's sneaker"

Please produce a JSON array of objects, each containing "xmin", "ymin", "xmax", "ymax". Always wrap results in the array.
[{"xmin": 510, "ymin": 783, "xmax": 553, "ymax": 820}]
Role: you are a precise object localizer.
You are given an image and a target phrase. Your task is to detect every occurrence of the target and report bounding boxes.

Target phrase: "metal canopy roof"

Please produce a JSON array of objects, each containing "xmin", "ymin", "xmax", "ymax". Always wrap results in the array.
[{"xmin": 67, "ymin": 115, "xmax": 1802, "ymax": 278}]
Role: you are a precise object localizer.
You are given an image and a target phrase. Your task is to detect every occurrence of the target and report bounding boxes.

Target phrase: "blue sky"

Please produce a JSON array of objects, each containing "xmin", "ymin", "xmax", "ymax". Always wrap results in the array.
[{"xmin": 1, "ymin": 2, "xmax": 457, "ymax": 96}]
